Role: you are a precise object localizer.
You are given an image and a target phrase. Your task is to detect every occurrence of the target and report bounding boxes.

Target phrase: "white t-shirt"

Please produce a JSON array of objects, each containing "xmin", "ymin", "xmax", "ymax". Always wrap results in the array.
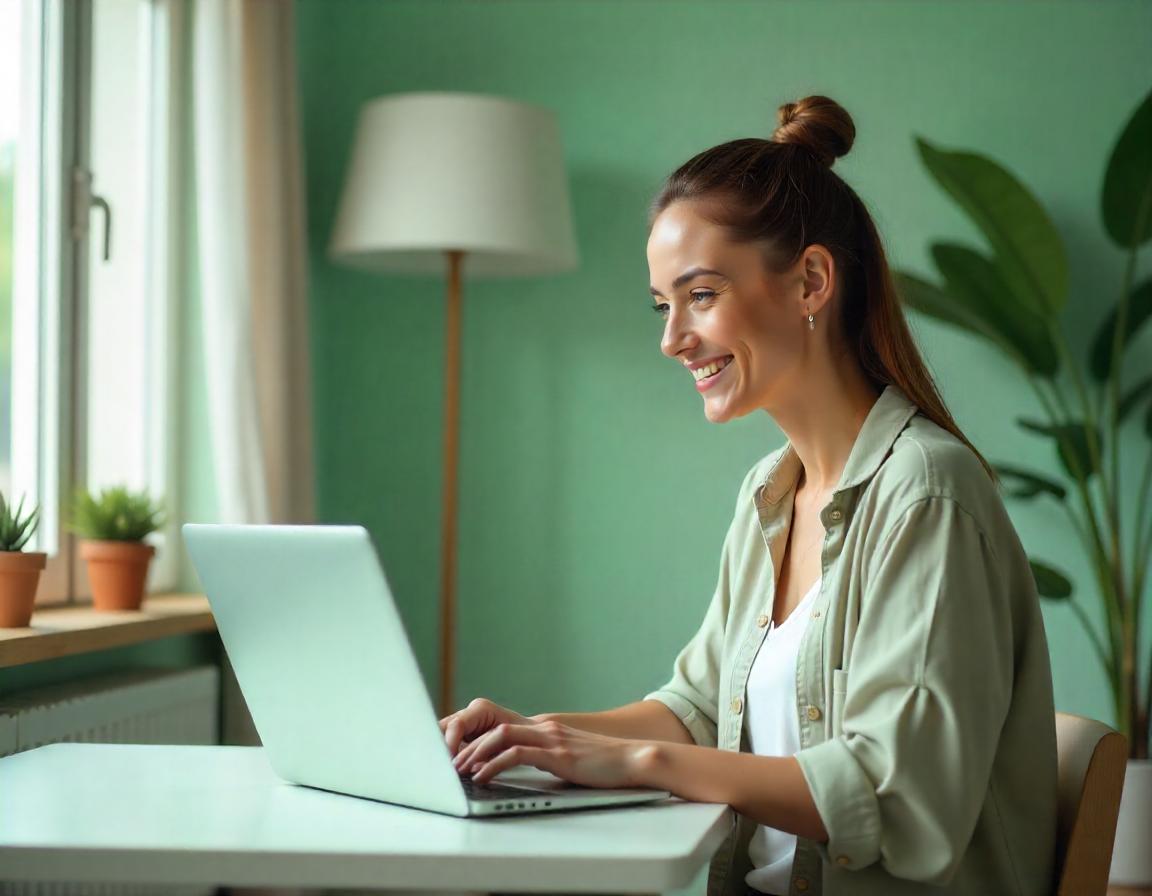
[{"xmin": 743, "ymin": 576, "xmax": 822, "ymax": 896}]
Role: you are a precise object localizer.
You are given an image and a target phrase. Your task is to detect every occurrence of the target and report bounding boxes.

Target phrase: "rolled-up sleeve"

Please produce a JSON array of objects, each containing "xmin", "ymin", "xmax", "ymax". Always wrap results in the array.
[{"xmin": 794, "ymin": 495, "xmax": 1014, "ymax": 885}]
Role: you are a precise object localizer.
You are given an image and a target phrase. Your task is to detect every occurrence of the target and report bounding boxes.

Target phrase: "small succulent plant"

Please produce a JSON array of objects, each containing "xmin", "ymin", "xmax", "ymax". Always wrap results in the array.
[
  {"xmin": 71, "ymin": 486, "xmax": 165, "ymax": 542},
  {"xmin": 0, "ymin": 492, "xmax": 40, "ymax": 552}
]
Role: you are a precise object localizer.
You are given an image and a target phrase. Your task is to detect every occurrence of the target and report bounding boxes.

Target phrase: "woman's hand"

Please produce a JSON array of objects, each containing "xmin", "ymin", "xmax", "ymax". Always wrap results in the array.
[
  {"xmin": 439, "ymin": 698, "xmax": 536, "ymax": 757},
  {"xmin": 452, "ymin": 718, "xmax": 658, "ymax": 789}
]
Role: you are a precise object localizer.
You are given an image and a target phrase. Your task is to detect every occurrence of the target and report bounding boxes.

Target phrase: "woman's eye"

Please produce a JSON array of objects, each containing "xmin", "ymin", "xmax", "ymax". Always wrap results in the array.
[
  {"xmin": 651, "ymin": 303, "xmax": 669, "ymax": 316},
  {"xmin": 691, "ymin": 290, "xmax": 715, "ymax": 302}
]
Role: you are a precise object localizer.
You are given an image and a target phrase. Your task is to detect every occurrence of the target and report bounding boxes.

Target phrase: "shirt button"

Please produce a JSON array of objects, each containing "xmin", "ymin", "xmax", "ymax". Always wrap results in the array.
[
  {"xmin": 829, "ymin": 509, "xmax": 843, "ymax": 521},
  {"xmin": 806, "ymin": 705, "xmax": 822, "ymax": 721},
  {"xmin": 795, "ymin": 878, "xmax": 810, "ymax": 891},
  {"xmin": 731, "ymin": 697, "xmax": 743, "ymax": 714},
  {"xmin": 812, "ymin": 610, "xmax": 821, "ymax": 618},
  {"xmin": 836, "ymin": 855, "xmax": 851, "ymax": 867},
  {"xmin": 756, "ymin": 614, "xmax": 770, "ymax": 628}
]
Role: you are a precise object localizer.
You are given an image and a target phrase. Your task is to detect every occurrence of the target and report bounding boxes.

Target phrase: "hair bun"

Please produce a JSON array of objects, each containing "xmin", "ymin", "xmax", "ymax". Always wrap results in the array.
[{"xmin": 772, "ymin": 95, "xmax": 855, "ymax": 168}]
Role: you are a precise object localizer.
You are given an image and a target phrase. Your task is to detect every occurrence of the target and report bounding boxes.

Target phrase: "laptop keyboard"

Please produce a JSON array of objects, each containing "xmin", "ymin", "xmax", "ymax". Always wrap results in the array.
[{"xmin": 458, "ymin": 773, "xmax": 540, "ymax": 802}]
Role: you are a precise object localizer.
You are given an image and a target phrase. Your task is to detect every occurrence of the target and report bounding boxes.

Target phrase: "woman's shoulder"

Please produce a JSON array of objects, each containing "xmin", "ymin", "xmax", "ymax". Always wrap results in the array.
[{"xmin": 871, "ymin": 412, "xmax": 1006, "ymax": 531}]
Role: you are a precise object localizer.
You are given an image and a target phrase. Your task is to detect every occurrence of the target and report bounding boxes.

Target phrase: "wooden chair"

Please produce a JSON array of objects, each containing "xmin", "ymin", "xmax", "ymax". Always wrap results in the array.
[{"xmin": 1054, "ymin": 711, "xmax": 1128, "ymax": 896}]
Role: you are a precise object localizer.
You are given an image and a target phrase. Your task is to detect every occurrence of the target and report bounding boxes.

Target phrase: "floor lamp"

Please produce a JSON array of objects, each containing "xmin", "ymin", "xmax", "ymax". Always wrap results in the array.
[{"xmin": 329, "ymin": 92, "xmax": 579, "ymax": 718}]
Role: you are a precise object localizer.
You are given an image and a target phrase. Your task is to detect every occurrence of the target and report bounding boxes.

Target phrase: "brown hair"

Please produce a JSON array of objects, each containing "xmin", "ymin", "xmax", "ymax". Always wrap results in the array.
[{"xmin": 648, "ymin": 94, "xmax": 996, "ymax": 482}]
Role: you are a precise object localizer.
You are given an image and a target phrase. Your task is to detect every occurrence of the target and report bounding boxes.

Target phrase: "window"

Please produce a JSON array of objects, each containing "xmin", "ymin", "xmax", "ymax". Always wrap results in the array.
[
  {"xmin": 2, "ymin": 0, "xmax": 179, "ymax": 604},
  {"xmin": 3, "ymin": 0, "xmax": 66, "ymax": 602},
  {"xmin": 76, "ymin": 0, "xmax": 180, "ymax": 595},
  {"xmin": 0, "ymin": 4, "xmax": 16, "ymax": 502}
]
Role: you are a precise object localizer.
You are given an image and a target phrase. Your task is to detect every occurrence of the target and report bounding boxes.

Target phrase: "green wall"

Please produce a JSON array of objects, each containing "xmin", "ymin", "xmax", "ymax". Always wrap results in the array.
[{"xmin": 296, "ymin": 0, "xmax": 1152, "ymax": 729}]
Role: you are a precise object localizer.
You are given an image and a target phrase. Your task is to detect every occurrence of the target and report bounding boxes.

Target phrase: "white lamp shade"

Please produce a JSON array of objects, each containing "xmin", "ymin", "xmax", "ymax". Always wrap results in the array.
[{"xmin": 329, "ymin": 92, "xmax": 580, "ymax": 278}]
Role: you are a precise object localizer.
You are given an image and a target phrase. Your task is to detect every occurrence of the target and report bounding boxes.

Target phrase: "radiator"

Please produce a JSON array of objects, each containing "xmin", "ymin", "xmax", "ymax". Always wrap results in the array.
[{"xmin": 0, "ymin": 665, "xmax": 220, "ymax": 896}]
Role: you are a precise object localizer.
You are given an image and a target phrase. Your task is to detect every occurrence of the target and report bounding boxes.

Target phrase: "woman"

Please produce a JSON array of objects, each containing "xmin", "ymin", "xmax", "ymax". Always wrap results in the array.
[{"xmin": 439, "ymin": 95, "xmax": 1057, "ymax": 896}]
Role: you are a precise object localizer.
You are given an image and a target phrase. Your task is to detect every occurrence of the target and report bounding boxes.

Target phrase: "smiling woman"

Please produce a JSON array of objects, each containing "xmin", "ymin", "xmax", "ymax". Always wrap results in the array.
[{"xmin": 440, "ymin": 95, "xmax": 1058, "ymax": 896}]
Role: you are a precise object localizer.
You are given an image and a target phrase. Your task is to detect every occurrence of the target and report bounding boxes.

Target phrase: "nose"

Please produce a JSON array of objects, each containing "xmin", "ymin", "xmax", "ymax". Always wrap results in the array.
[{"xmin": 661, "ymin": 308, "xmax": 699, "ymax": 359}]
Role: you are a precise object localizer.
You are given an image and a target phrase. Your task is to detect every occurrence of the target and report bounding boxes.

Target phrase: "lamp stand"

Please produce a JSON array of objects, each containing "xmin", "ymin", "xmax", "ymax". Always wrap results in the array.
[{"xmin": 438, "ymin": 249, "xmax": 464, "ymax": 718}]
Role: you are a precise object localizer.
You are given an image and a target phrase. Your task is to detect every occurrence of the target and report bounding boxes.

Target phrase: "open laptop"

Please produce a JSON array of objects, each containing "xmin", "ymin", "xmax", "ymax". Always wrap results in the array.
[{"xmin": 182, "ymin": 523, "xmax": 671, "ymax": 817}]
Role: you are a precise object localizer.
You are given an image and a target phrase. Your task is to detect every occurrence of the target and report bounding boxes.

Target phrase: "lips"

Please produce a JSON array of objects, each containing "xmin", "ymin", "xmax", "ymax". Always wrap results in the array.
[{"xmin": 694, "ymin": 355, "xmax": 734, "ymax": 392}]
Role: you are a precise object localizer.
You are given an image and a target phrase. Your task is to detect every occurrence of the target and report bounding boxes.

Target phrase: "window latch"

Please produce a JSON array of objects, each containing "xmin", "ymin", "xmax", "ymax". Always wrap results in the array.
[{"xmin": 71, "ymin": 166, "xmax": 112, "ymax": 261}]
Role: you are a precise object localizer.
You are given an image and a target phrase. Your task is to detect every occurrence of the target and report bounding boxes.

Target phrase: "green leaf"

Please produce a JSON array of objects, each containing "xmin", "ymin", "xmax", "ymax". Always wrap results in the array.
[
  {"xmin": 1030, "ymin": 559, "xmax": 1073, "ymax": 600},
  {"xmin": 70, "ymin": 486, "xmax": 165, "ymax": 542},
  {"xmin": 1016, "ymin": 417, "xmax": 1102, "ymax": 480},
  {"xmin": 930, "ymin": 242, "xmax": 1059, "ymax": 376},
  {"xmin": 0, "ymin": 491, "xmax": 41, "ymax": 552},
  {"xmin": 993, "ymin": 464, "xmax": 1066, "ymax": 501},
  {"xmin": 1089, "ymin": 278, "xmax": 1152, "ymax": 381},
  {"xmin": 915, "ymin": 137, "xmax": 1068, "ymax": 316},
  {"xmin": 1119, "ymin": 375, "xmax": 1152, "ymax": 424},
  {"xmin": 895, "ymin": 270, "xmax": 1007, "ymax": 346},
  {"xmin": 1102, "ymin": 88, "xmax": 1152, "ymax": 249}
]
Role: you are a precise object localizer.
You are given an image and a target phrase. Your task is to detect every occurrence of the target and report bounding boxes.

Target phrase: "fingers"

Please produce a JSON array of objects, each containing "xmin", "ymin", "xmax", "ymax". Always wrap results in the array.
[
  {"xmin": 444, "ymin": 718, "xmax": 466, "ymax": 756},
  {"xmin": 453, "ymin": 722, "xmax": 552, "ymax": 775},
  {"xmin": 452, "ymin": 728, "xmax": 491, "ymax": 772},
  {"xmin": 472, "ymin": 745, "xmax": 552, "ymax": 785},
  {"xmin": 452, "ymin": 724, "xmax": 510, "ymax": 772},
  {"xmin": 441, "ymin": 698, "xmax": 533, "ymax": 757},
  {"xmin": 439, "ymin": 699, "xmax": 493, "ymax": 755},
  {"xmin": 452, "ymin": 736, "xmax": 479, "ymax": 770}
]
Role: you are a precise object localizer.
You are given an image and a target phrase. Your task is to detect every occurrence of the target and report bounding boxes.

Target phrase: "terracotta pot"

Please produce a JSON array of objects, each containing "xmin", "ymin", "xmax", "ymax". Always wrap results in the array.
[
  {"xmin": 80, "ymin": 539, "xmax": 156, "ymax": 611},
  {"xmin": 0, "ymin": 551, "xmax": 47, "ymax": 627}
]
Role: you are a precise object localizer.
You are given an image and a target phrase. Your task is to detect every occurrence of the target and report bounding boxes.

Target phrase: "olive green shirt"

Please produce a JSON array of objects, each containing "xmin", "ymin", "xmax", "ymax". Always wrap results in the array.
[{"xmin": 644, "ymin": 383, "xmax": 1057, "ymax": 896}]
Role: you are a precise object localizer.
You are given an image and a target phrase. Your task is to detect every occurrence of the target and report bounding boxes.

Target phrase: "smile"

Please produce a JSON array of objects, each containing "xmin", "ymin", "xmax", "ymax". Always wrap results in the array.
[{"xmin": 693, "ymin": 356, "xmax": 733, "ymax": 392}]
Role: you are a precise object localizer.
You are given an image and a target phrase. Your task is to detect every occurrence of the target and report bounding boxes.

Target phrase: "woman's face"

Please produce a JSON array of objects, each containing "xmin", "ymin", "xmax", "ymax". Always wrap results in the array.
[{"xmin": 646, "ymin": 199, "xmax": 831, "ymax": 423}]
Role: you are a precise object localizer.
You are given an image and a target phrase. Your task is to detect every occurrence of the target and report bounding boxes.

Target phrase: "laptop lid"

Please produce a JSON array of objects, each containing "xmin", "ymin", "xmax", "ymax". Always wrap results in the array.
[{"xmin": 182, "ymin": 523, "xmax": 471, "ymax": 816}]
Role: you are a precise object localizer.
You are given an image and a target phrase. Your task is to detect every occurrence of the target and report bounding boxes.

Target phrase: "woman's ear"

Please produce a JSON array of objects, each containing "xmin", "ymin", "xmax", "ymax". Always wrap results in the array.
[{"xmin": 800, "ymin": 244, "xmax": 836, "ymax": 315}]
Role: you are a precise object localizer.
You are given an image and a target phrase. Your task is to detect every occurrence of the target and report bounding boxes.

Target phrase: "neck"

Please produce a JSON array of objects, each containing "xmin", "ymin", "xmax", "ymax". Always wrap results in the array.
[{"xmin": 765, "ymin": 361, "xmax": 881, "ymax": 496}]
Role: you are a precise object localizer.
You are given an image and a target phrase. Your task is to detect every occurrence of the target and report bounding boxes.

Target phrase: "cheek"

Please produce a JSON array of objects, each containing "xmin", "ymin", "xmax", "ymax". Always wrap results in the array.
[{"xmin": 739, "ymin": 333, "xmax": 784, "ymax": 371}]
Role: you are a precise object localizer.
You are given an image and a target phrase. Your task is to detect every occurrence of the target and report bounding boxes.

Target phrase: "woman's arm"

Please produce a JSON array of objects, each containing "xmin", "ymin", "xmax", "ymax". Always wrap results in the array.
[
  {"xmin": 459, "ymin": 719, "xmax": 828, "ymax": 842},
  {"xmin": 531, "ymin": 700, "xmax": 696, "ymax": 745},
  {"xmin": 440, "ymin": 697, "xmax": 694, "ymax": 757},
  {"xmin": 638, "ymin": 742, "xmax": 829, "ymax": 842}
]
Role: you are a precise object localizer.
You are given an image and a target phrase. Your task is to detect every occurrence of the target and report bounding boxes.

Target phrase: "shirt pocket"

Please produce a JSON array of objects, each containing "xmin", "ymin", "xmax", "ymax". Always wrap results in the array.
[{"xmin": 831, "ymin": 667, "xmax": 848, "ymax": 735}]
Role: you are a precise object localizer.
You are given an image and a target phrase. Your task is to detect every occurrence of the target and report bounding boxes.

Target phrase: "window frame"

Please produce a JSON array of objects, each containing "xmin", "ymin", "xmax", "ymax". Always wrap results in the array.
[
  {"xmin": 9, "ymin": 0, "xmax": 81, "ymax": 604},
  {"xmin": 12, "ymin": 0, "xmax": 180, "ymax": 605}
]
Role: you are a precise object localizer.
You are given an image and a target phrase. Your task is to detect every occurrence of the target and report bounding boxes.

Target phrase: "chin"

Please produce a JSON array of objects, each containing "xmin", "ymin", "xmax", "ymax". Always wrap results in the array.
[{"xmin": 703, "ymin": 400, "xmax": 743, "ymax": 424}]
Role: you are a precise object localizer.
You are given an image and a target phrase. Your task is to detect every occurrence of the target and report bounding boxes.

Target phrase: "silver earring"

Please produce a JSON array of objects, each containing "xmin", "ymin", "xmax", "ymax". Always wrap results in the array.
[{"xmin": 808, "ymin": 311, "xmax": 815, "ymax": 331}]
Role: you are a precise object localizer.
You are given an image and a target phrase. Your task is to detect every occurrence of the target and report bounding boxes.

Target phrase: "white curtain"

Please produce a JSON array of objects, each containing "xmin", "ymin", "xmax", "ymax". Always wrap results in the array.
[
  {"xmin": 188, "ymin": 0, "xmax": 315, "ymax": 758},
  {"xmin": 191, "ymin": 0, "xmax": 315, "ymax": 527}
]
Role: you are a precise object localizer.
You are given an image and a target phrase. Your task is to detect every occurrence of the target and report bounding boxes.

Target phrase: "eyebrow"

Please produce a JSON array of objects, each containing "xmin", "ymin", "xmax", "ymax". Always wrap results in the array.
[{"xmin": 648, "ymin": 267, "xmax": 726, "ymax": 297}]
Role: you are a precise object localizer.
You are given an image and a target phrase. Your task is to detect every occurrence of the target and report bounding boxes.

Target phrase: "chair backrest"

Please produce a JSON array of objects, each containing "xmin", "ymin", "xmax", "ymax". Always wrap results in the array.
[{"xmin": 1054, "ymin": 711, "xmax": 1128, "ymax": 896}]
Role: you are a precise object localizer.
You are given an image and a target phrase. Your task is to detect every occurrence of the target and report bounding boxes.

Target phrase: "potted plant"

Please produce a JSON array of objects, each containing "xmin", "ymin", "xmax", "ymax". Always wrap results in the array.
[
  {"xmin": 71, "ymin": 485, "xmax": 165, "ymax": 612},
  {"xmin": 0, "ymin": 492, "xmax": 44, "ymax": 627},
  {"xmin": 894, "ymin": 87, "xmax": 1151, "ymax": 884}
]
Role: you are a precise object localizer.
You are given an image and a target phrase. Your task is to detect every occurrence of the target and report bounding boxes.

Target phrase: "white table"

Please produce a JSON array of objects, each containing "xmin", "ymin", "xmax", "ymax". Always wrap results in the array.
[{"xmin": 0, "ymin": 744, "xmax": 731, "ymax": 893}]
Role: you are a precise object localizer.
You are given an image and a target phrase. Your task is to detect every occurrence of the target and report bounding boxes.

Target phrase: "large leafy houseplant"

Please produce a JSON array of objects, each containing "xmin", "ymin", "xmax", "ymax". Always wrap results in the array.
[{"xmin": 895, "ymin": 88, "xmax": 1152, "ymax": 759}]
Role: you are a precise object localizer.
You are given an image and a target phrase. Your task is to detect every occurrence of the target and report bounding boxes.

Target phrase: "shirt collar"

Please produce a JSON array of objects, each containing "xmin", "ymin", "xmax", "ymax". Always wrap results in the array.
[{"xmin": 754, "ymin": 383, "xmax": 921, "ymax": 507}]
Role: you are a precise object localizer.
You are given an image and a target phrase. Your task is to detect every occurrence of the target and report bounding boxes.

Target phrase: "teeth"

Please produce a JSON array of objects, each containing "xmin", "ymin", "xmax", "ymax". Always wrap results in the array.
[{"xmin": 692, "ymin": 357, "xmax": 731, "ymax": 381}]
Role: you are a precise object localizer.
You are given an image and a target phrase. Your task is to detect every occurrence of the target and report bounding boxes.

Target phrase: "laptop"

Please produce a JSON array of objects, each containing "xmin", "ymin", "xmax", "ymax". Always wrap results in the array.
[{"xmin": 182, "ymin": 523, "xmax": 671, "ymax": 817}]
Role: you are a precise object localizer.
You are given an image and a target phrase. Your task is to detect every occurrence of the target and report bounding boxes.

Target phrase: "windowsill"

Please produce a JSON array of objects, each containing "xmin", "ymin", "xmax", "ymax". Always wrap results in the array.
[{"xmin": 0, "ymin": 594, "xmax": 215, "ymax": 668}]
